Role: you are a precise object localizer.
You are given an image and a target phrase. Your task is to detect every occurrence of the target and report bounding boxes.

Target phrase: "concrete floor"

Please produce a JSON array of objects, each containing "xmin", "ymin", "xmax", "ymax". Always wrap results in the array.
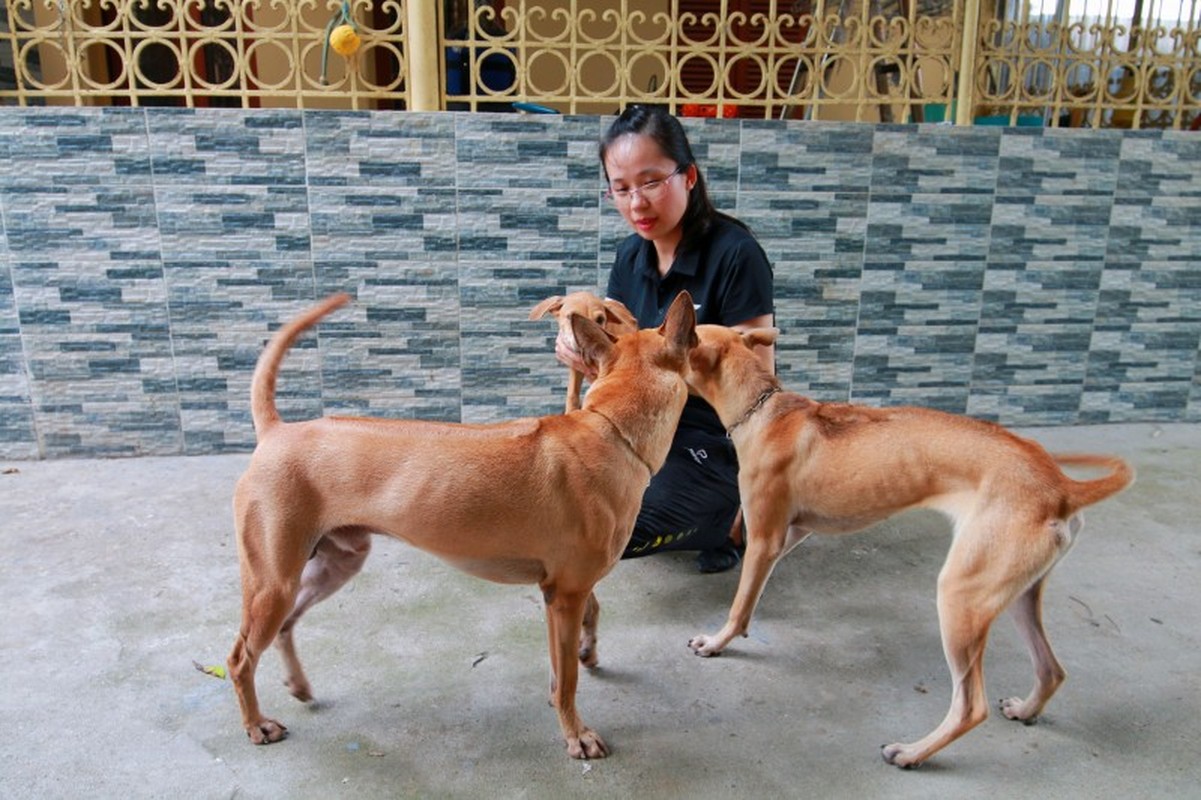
[{"xmin": 2, "ymin": 422, "xmax": 1198, "ymax": 799}]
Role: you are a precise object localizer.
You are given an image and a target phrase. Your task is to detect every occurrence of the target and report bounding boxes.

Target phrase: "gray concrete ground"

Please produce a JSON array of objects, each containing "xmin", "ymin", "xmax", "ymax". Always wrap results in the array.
[{"xmin": 1, "ymin": 422, "xmax": 1198, "ymax": 799}]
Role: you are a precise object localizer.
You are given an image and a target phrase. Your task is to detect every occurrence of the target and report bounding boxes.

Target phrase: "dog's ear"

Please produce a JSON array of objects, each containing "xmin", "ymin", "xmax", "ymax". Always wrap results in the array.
[
  {"xmin": 661, "ymin": 291, "xmax": 699, "ymax": 357},
  {"xmin": 529, "ymin": 295, "xmax": 565, "ymax": 321},
  {"xmin": 688, "ymin": 327, "xmax": 721, "ymax": 374},
  {"xmin": 602, "ymin": 298, "xmax": 638, "ymax": 333},
  {"xmin": 741, "ymin": 328, "xmax": 779, "ymax": 351},
  {"xmin": 570, "ymin": 313, "xmax": 617, "ymax": 372}
]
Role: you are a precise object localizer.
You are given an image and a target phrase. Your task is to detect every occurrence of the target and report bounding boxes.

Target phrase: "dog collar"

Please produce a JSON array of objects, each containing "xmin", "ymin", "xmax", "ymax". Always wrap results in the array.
[{"xmin": 726, "ymin": 386, "xmax": 781, "ymax": 437}]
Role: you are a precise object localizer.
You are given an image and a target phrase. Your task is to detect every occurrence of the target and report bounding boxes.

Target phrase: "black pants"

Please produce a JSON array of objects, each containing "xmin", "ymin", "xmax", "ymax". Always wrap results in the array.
[{"xmin": 622, "ymin": 426, "xmax": 740, "ymax": 559}]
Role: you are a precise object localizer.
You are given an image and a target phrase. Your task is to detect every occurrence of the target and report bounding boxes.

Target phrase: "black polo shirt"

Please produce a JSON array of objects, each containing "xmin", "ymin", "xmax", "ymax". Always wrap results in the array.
[{"xmin": 606, "ymin": 214, "xmax": 774, "ymax": 434}]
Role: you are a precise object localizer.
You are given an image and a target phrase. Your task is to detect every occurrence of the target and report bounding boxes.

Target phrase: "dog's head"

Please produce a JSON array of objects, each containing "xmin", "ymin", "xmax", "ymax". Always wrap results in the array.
[
  {"xmin": 529, "ymin": 292, "xmax": 638, "ymax": 353},
  {"xmin": 571, "ymin": 291, "xmax": 697, "ymax": 396},
  {"xmin": 569, "ymin": 291, "xmax": 696, "ymax": 379},
  {"xmin": 686, "ymin": 324, "xmax": 778, "ymax": 404}
]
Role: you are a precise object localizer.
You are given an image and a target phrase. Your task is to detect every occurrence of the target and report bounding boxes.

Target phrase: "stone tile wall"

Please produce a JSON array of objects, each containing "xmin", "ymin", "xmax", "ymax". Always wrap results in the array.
[{"xmin": 0, "ymin": 107, "xmax": 1197, "ymax": 459}]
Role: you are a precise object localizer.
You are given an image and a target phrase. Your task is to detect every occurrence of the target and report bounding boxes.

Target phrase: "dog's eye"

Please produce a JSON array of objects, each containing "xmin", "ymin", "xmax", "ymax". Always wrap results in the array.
[{"xmin": 594, "ymin": 314, "xmax": 606, "ymax": 324}]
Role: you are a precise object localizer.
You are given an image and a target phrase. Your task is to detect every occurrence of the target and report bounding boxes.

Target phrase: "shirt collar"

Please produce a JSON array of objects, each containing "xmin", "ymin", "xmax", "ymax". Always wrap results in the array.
[{"xmin": 634, "ymin": 238, "xmax": 700, "ymax": 280}]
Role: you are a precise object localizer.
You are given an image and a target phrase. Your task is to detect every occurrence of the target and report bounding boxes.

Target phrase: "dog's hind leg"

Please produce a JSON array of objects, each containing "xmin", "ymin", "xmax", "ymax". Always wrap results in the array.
[
  {"xmin": 882, "ymin": 523, "xmax": 1020, "ymax": 768},
  {"xmin": 228, "ymin": 518, "xmax": 313, "ymax": 744},
  {"xmin": 882, "ymin": 567, "xmax": 996, "ymax": 767},
  {"xmin": 999, "ymin": 573, "xmax": 1067, "ymax": 723},
  {"xmin": 276, "ymin": 528, "xmax": 372, "ymax": 702},
  {"xmin": 998, "ymin": 515, "xmax": 1079, "ymax": 723},
  {"xmin": 578, "ymin": 591, "xmax": 600, "ymax": 668},
  {"xmin": 883, "ymin": 509, "xmax": 1066, "ymax": 767}
]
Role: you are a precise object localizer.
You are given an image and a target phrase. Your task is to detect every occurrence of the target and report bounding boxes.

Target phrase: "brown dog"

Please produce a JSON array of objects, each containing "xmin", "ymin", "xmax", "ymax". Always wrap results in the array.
[
  {"xmin": 683, "ymin": 324, "xmax": 1134, "ymax": 768},
  {"xmin": 529, "ymin": 292, "xmax": 638, "ymax": 412},
  {"xmin": 227, "ymin": 292, "xmax": 697, "ymax": 759}
]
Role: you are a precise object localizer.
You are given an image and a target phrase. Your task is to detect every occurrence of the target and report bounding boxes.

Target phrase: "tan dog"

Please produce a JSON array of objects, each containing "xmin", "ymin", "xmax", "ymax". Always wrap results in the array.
[
  {"xmin": 529, "ymin": 292, "xmax": 638, "ymax": 411},
  {"xmin": 227, "ymin": 292, "xmax": 697, "ymax": 759},
  {"xmin": 683, "ymin": 324, "xmax": 1134, "ymax": 768}
]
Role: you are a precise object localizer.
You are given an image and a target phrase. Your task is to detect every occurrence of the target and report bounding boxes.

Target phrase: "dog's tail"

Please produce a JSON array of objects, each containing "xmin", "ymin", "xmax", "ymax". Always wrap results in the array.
[
  {"xmin": 1054, "ymin": 453, "xmax": 1135, "ymax": 514},
  {"xmin": 251, "ymin": 293, "xmax": 350, "ymax": 437}
]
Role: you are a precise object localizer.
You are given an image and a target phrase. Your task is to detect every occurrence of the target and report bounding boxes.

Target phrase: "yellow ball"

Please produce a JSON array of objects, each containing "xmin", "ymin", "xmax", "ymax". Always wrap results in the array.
[{"xmin": 330, "ymin": 24, "xmax": 360, "ymax": 57}]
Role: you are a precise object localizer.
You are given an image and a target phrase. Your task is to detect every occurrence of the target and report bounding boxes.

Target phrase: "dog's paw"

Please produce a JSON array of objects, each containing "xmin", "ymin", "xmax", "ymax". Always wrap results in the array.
[
  {"xmin": 578, "ymin": 643, "xmax": 599, "ymax": 669},
  {"xmin": 283, "ymin": 676, "xmax": 313, "ymax": 703},
  {"xmin": 881, "ymin": 742, "xmax": 922, "ymax": 769},
  {"xmin": 567, "ymin": 728, "xmax": 609, "ymax": 759},
  {"xmin": 246, "ymin": 718, "xmax": 288, "ymax": 745},
  {"xmin": 687, "ymin": 634, "xmax": 723, "ymax": 657},
  {"xmin": 999, "ymin": 696, "xmax": 1039, "ymax": 725},
  {"xmin": 578, "ymin": 632, "xmax": 599, "ymax": 668}
]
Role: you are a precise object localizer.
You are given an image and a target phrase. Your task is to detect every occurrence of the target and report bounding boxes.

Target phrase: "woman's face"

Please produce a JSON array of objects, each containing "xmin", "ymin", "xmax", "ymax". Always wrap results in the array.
[{"xmin": 603, "ymin": 132, "xmax": 695, "ymax": 243}]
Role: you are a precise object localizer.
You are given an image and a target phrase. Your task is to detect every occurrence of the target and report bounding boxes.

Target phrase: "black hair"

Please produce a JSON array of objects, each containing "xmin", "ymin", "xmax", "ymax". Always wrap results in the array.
[{"xmin": 599, "ymin": 105, "xmax": 746, "ymax": 255}]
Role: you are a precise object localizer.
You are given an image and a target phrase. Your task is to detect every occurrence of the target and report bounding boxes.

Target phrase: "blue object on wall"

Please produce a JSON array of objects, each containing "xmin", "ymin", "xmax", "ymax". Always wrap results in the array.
[{"xmin": 445, "ymin": 43, "xmax": 516, "ymax": 112}]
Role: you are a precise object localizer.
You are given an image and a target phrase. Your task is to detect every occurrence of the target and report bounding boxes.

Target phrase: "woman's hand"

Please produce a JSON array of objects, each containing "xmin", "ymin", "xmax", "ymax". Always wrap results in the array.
[{"xmin": 555, "ymin": 329, "xmax": 598, "ymax": 380}]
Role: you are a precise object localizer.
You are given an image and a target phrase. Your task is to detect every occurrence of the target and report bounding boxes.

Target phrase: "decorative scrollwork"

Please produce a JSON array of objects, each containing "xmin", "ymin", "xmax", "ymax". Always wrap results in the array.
[
  {"xmin": 0, "ymin": 1, "xmax": 1195, "ymax": 127},
  {"xmin": 0, "ymin": 0, "xmax": 409, "ymax": 108},
  {"xmin": 976, "ymin": 3, "xmax": 1197, "ymax": 128}
]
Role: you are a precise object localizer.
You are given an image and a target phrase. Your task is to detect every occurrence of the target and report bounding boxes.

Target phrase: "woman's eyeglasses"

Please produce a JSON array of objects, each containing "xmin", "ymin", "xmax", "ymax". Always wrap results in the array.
[{"xmin": 605, "ymin": 164, "xmax": 687, "ymax": 205}]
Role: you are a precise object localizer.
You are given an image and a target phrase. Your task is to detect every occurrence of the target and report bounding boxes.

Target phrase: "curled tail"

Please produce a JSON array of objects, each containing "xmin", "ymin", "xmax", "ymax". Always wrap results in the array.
[
  {"xmin": 251, "ymin": 294, "xmax": 350, "ymax": 438},
  {"xmin": 1054, "ymin": 453, "xmax": 1135, "ymax": 515}
]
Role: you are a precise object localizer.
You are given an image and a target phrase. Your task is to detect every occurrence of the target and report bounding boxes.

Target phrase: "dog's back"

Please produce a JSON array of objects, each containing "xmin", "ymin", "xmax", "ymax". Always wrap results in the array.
[{"xmin": 763, "ymin": 400, "xmax": 1132, "ymax": 531}]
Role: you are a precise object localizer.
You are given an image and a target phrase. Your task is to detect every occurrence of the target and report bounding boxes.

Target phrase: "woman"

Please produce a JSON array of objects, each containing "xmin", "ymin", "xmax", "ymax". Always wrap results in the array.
[{"xmin": 562, "ymin": 105, "xmax": 775, "ymax": 573}]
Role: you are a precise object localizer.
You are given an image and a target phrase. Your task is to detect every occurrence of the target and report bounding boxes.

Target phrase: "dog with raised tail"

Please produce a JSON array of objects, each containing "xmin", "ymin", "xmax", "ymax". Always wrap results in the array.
[
  {"xmin": 529, "ymin": 292, "xmax": 639, "ymax": 412},
  {"xmin": 227, "ymin": 292, "xmax": 697, "ymax": 759},
  {"xmin": 682, "ymin": 323, "xmax": 1134, "ymax": 768}
]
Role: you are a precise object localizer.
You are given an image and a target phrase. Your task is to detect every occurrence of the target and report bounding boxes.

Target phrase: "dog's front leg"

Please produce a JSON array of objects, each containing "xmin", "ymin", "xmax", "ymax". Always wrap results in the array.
[
  {"xmin": 566, "ymin": 369, "xmax": 584, "ymax": 413},
  {"xmin": 689, "ymin": 520, "xmax": 807, "ymax": 657},
  {"xmin": 543, "ymin": 585, "xmax": 608, "ymax": 759}
]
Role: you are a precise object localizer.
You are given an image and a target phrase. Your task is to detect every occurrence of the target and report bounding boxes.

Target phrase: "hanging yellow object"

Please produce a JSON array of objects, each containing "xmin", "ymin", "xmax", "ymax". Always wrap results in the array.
[{"xmin": 329, "ymin": 24, "xmax": 360, "ymax": 57}]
